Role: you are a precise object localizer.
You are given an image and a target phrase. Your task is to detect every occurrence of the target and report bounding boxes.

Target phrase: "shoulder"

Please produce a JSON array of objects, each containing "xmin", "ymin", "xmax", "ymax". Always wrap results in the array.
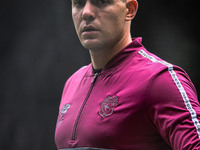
[
  {"xmin": 64, "ymin": 64, "xmax": 91, "ymax": 87},
  {"xmin": 72, "ymin": 65, "xmax": 89, "ymax": 77},
  {"xmin": 138, "ymin": 50, "xmax": 200, "ymax": 148},
  {"xmin": 135, "ymin": 49, "xmax": 192, "ymax": 80},
  {"xmin": 136, "ymin": 49, "xmax": 173, "ymax": 71},
  {"xmin": 72, "ymin": 64, "xmax": 90, "ymax": 77},
  {"xmin": 126, "ymin": 49, "xmax": 174, "ymax": 81},
  {"xmin": 138, "ymin": 49, "xmax": 198, "ymax": 115},
  {"xmin": 134, "ymin": 48, "xmax": 197, "ymax": 104}
]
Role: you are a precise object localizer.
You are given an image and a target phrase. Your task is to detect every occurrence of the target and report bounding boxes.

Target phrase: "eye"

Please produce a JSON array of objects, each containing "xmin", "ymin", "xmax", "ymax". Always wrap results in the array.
[
  {"xmin": 72, "ymin": 0, "xmax": 85, "ymax": 7},
  {"xmin": 93, "ymin": 0, "xmax": 109, "ymax": 6},
  {"xmin": 98, "ymin": 0, "xmax": 107, "ymax": 5}
]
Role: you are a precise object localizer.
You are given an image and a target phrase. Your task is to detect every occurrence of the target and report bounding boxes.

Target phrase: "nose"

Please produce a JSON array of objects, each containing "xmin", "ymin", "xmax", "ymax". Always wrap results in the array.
[{"xmin": 82, "ymin": 1, "xmax": 95, "ymax": 21}]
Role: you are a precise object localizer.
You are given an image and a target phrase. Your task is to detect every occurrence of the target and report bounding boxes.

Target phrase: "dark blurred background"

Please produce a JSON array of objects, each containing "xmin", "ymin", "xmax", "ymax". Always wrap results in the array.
[{"xmin": 0, "ymin": 0, "xmax": 199, "ymax": 149}]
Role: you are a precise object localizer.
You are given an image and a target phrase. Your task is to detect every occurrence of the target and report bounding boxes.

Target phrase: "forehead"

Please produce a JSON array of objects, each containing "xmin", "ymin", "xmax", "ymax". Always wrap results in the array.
[
  {"xmin": 71, "ymin": 0, "xmax": 121, "ymax": 4},
  {"xmin": 71, "ymin": 0, "xmax": 127, "ymax": 12}
]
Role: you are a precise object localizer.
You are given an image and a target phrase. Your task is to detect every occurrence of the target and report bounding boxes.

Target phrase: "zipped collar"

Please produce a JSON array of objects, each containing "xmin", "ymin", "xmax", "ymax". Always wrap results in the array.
[{"xmin": 87, "ymin": 37, "xmax": 143, "ymax": 76}]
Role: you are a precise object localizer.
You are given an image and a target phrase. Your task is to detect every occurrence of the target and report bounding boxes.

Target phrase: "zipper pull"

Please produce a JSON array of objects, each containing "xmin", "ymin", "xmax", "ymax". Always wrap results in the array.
[{"xmin": 91, "ymin": 73, "xmax": 99, "ymax": 84}]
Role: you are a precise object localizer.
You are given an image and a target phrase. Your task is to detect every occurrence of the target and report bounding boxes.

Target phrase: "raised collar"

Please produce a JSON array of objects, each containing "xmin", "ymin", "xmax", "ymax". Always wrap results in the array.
[{"xmin": 87, "ymin": 37, "xmax": 144, "ymax": 76}]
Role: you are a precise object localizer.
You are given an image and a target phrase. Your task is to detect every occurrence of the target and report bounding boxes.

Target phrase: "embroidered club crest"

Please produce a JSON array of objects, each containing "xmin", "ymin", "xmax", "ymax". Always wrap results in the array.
[{"xmin": 99, "ymin": 96, "xmax": 118, "ymax": 118}]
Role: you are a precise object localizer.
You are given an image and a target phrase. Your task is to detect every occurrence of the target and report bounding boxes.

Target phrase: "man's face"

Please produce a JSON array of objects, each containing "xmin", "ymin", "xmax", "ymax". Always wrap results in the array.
[{"xmin": 72, "ymin": 0, "xmax": 128, "ymax": 51}]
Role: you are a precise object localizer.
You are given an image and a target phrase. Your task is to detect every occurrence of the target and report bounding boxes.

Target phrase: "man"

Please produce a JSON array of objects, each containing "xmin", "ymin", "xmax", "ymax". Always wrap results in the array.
[{"xmin": 55, "ymin": 0, "xmax": 200, "ymax": 149}]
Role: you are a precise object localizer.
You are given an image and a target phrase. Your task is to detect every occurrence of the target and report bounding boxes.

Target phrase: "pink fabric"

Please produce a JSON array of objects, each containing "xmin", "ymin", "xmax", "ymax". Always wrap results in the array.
[{"xmin": 55, "ymin": 38, "xmax": 200, "ymax": 150}]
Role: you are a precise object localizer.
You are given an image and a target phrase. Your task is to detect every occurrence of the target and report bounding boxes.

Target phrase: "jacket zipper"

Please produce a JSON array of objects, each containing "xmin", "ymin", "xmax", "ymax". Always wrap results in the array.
[{"xmin": 72, "ymin": 73, "xmax": 99, "ymax": 141}]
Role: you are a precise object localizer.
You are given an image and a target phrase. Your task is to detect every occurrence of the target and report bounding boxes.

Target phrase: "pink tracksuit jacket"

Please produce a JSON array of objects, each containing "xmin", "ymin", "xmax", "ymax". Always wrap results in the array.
[{"xmin": 55, "ymin": 37, "xmax": 200, "ymax": 150}]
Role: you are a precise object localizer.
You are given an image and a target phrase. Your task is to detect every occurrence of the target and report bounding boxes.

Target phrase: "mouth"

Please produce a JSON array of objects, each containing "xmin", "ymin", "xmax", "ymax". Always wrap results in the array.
[{"xmin": 82, "ymin": 26, "xmax": 99, "ymax": 34}]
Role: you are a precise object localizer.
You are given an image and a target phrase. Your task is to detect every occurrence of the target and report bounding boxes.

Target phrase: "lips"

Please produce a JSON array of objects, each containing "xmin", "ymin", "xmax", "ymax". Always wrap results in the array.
[{"xmin": 82, "ymin": 26, "xmax": 99, "ymax": 33}]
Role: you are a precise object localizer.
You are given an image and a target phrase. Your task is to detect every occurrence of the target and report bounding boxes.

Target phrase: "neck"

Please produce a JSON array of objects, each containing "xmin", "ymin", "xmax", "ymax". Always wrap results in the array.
[{"xmin": 89, "ymin": 34, "xmax": 132, "ymax": 70}]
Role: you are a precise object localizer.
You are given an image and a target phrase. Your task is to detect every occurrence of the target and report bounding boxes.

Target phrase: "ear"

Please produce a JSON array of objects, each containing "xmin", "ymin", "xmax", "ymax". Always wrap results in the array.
[{"xmin": 125, "ymin": 0, "xmax": 138, "ymax": 21}]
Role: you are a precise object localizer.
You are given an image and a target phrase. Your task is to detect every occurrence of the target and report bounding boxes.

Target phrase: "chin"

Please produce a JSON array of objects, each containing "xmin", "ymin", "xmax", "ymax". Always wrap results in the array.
[{"xmin": 81, "ymin": 39, "xmax": 105, "ymax": 50}]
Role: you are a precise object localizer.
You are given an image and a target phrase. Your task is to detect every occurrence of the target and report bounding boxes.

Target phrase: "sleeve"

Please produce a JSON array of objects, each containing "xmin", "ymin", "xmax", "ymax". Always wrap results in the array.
[{"xmin": 146, "ymin": 66, "xmax": 200, "ymax": 150}]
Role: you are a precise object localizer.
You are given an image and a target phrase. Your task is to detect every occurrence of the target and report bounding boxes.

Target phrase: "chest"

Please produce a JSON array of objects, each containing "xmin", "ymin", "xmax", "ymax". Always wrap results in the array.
[{"xmin": 55, "ymin": 73, "xmax": 157, "ymax": 149}]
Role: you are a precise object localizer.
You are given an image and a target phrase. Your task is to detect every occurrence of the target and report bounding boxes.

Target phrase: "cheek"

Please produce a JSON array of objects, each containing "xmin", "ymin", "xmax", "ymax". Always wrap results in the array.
[
  {"xmin": 105, "ymin": 8, "xmax": 125, "ymax": 25},
  {"xmin": 72, "ymin": 11, "xmax": 81, "ymax": 31},
  {"xmin": 103, "ymin": 15, "xmax": 124, "ymax": 34}
]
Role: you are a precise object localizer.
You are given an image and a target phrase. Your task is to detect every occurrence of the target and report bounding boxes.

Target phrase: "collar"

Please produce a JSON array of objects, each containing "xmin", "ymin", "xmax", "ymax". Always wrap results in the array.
[{"xmin": 87, "ymin": 37, "xmax": 144, "ymax": 76}]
